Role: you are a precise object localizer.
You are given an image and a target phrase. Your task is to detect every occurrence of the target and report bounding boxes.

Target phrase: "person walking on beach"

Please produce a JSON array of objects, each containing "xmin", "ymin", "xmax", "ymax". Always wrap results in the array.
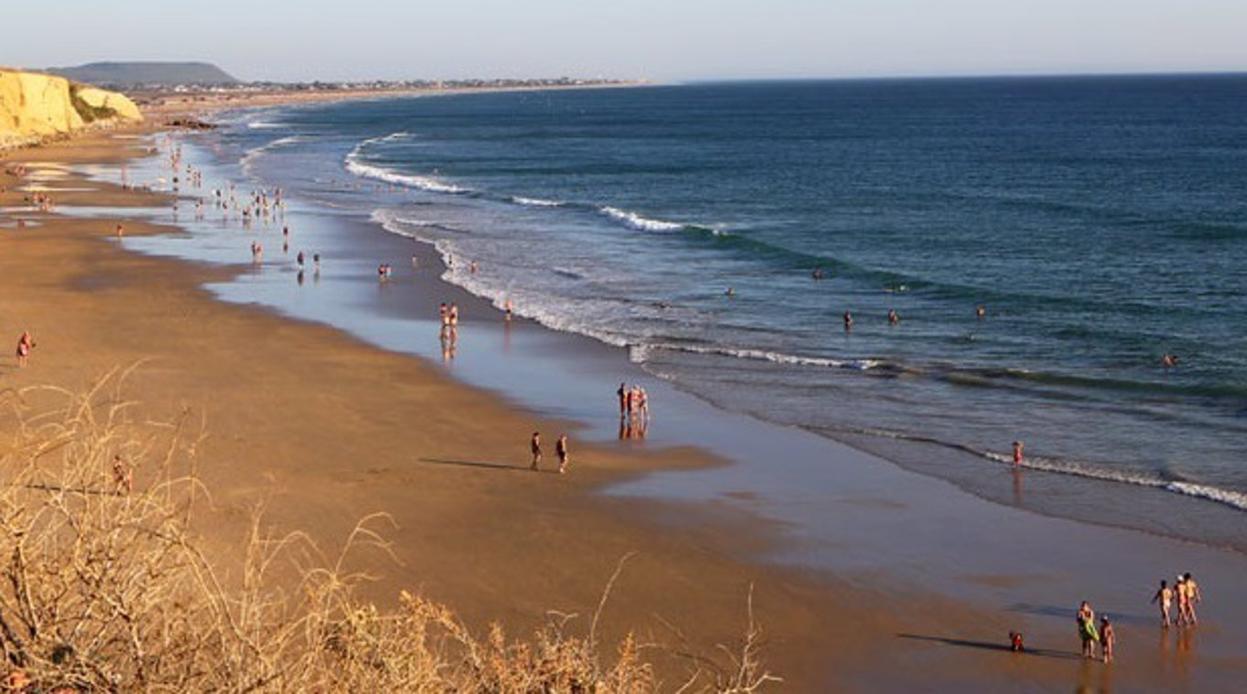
[
  {"xmin": 15, "ymin": 331, "xmax": 34, "ymax": 368},
  {"xmin": 115, "ymin": 223, "xmax": 125, "ymax": 237},
  {"xmin": 556, "ymin": 434, "xmax": 570, "ymax": 474},
  {"xmin": 1076, "ymin": 601, "xmax": 1099, "ymax": 659},
  {"xmin": 1152, "ymin": 579, "xmax": 1174, "ymax": 627},
  {"xmin": 1100, "ymin": 616, "xmax": 1115, "ymax": 663},
  {"xmin": 530, "ymin": 432, "xmax": 542, "ymax": 471},
  {"xmin": 1012, "ymin": 440, "xmax": 1024, "ymax": 466},
  {"xmin": 617, "ymin": 383, "xmax": 628, "ymax": 417},
  {"xmin": 1175, "ymin": 575, "xmax": 1191, "ymax": 626},
  {"xmin": 1182, "ymin": 572, "xmax": 1202, "ymax": 625}
]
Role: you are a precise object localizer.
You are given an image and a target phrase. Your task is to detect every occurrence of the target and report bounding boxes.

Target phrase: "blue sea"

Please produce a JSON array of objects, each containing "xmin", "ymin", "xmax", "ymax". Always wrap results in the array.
[{"xmin": 182, "ymin": 76, "xmax": 1247, "ymax": 542}]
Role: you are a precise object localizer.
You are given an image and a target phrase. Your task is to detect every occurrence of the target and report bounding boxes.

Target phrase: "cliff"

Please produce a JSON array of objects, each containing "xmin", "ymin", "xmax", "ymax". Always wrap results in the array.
[{"xmin": 0, "ymin": 69, "xmax": 142, "ymax": 149}]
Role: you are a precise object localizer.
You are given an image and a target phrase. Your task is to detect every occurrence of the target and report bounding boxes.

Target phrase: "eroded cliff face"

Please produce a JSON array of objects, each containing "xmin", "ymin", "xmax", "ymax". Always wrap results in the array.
[{"xmin": 0, "ymin": 69, "xmax": 142, "ymax": 148}]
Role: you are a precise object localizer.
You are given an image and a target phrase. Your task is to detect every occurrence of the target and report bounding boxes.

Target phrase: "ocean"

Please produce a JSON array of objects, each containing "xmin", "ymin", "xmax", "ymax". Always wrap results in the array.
[{"xmin": 133, "ymin": 76, "xmax": 1247, "ymax": 548}]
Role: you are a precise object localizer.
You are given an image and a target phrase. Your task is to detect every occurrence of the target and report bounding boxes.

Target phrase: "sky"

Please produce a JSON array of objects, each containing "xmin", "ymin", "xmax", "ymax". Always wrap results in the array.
[{"xmin": 5, "ymin": 0, "xmax": 1247, "ymax": 82}]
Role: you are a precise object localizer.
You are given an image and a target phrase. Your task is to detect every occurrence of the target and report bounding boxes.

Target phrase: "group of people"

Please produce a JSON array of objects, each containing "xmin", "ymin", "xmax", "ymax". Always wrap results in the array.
[
  {"xmin": 1152, "ymin": 573, "xmax": 1202, "ymax": 628},
  {"xmin": 1075, "ymin": 601, "xmax": 1116, "ymax": 662},
  {"xmin": 529, "ymin": 431, "xmax": 570, "ymax": 474},
  {"xmin": 616, "ymin": 383, "xmax": 650, "ymax": 440}
]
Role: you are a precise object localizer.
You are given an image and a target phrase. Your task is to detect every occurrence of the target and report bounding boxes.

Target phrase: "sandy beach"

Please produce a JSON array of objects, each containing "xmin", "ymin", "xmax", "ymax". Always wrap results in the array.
[{"xmin": 5, "ymin": 119, "xmax": 1247, "ymax": 692}]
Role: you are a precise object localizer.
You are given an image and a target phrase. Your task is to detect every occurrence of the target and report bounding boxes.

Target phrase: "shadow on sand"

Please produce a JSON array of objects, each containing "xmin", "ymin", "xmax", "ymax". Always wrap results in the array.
[
  {"xmin": 417, "ymin": 458, "xmax": 557, "ymax": 474},
  {"xmin": 897, "ymin": 633, "xmax": 1083, "ymax": 660}
]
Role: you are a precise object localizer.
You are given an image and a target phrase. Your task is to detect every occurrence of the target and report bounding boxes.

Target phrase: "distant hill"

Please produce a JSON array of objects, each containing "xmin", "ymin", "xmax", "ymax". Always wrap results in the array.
[{"xmin": 47, "ymin": 62, "xmax": 239, "ymax": 87}]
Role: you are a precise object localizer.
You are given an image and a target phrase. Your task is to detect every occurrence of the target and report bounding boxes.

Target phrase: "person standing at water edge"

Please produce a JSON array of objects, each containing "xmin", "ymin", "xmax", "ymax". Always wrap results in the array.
[
  {"xmin": 530, "ymin": 432, "xmax": 542, "ymax": 471},
  {"xmin": 1012, "ymin": 441, "xmax": 1024, "ymax": 466},
  {"xmin": 617, "ymin": 383, "xmax": 627, "ymax": 416},
  {"xmin": 556, "ymin": 434, "xmax": 570, "ymax": 474},
  {"xmin": 1152, "ymin": 579, "xmax": 1174, "ymax": 627},
  {"xmin": 1076, "ymin": 601, "xmax": 1098, "ymax": 659}
]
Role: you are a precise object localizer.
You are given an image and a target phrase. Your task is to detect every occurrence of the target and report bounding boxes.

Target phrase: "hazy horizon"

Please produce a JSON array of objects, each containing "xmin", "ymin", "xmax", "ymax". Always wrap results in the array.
[{"xmin": 7, "ymin": 0, "xmax": 1247, "ymax": 82}]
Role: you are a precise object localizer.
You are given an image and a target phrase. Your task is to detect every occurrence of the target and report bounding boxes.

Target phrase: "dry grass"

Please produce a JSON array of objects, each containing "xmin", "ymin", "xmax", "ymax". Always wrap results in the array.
[{"xmin": 0, "ymin": 369, "xmax": 777, "ymax": 692}]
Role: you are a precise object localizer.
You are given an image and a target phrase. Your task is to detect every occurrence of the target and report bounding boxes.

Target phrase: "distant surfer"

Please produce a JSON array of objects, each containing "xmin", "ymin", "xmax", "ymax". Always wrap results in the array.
[
  {"xmin": 1161, "ymin": 353, "xmax": 1179, "ymax": 368},
  {"xmin": 1077, "ymin": 601, "xmax": 1099, "ymax": 659},
  {"xmin": 812, "ymin": 267, "xmax": 825, "ymax": 280},
  {"xmin": 725, "ymin": 287, "xmax": 735, "ymax": 297},
  {"xmin": 975, "ymin": 305, "xmax": 986, "ymax": 320}
]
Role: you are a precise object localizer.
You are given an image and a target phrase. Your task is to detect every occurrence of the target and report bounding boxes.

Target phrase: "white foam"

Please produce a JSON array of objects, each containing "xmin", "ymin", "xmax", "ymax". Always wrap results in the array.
[
  {"xmin": 510, "ymin": 195, "xmax": 564, "ymax": 207},
  {"xmin": 247, "ymin": 121, "xmax": 287, "ymax": 129},
  {"xmin": 631, "ymin": 342, "xmax": 879, "ymax": 371},
  {"xmin": 599, "ymin": 206, "xmax": 684, "ymax": 232},
  {"xmin": 345, "ymin": 134, "xmax": 468, "ymax": 194}
]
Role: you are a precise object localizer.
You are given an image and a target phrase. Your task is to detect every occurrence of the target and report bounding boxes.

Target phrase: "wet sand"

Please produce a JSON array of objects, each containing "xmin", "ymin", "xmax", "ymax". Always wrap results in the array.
[{"xmin": 4, "ymin": 129, "xmax": 1247, "ymax": 691}]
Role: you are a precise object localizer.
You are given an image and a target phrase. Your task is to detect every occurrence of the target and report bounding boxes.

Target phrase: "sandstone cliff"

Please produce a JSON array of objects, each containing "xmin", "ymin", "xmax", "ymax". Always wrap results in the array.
[{"xmin": 0, "ymin": 69, "xmax": 142, "ymax": 148}]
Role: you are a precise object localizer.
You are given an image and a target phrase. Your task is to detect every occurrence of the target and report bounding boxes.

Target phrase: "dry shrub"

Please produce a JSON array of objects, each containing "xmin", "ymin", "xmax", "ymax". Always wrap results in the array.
[{"xmin": 0, "ymin": 370, "xmax": 777, "ymax": 692}]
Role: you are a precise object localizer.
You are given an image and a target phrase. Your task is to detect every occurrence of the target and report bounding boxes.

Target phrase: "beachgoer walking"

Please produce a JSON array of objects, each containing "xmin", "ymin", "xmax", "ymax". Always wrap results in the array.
[
  {"xmin": 449, "ymin": 303, "xmax": 460, "ymax": 327},
  {"xmin": 556, "ymin": 434, "xmax": 570, "ymax": 474},
  {"xmin": 15, "ymin": 331, "xmax": 34, "ymax": 368},
  {"xmin": 530, "ymin": 432, "xmax": 542, "ymax": 471},
  {"xmin": 1077, "ymin": 601, "xmax": 1099, "ymax": 659},
  {"xmin": 1152, "ymin": 579, "xmax": 1174, "ymax": 627},
  {"xmin": 1183, "ymin": 572, "xmax": 1201, "ymax": 625},
  {"xmin": 1100, "ymin": 616, "xmax": 1115, "ymax": 663},
  {"xmin": 313, "ymin": 253, "xmax": 321, "ymax": 274},
  {"xmin": 617, "ymin": 383, "xmax": 627, "ymax": 416},
  {"xmin": 115, "ymin": 223, "xmax": 125, "ymax": 237},
  {"xmin": 1012, "ymin": 441, "xmax": 1024, "ymax": 466},
  {"xmin": 1175, "ymin": 575, "xmax": 1190, "ymax": 626}
]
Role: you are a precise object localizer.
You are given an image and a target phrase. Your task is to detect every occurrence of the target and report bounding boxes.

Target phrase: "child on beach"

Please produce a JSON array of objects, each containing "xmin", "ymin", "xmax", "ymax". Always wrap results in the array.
[
  {"xmin": 530, "ymin": 432, "xmax": 542, "ymax": 471},
  {"xmin": 1012, "ymin": 441, "xmax": 1024, "ymax": 466},
  {"xmin": 1100, "ymin": 616, "xmax": 1115, "ymax": 663},
  {"xmin": 556, "ymin": 434, "xmax": 569, "ymax": 474},
  {"xmin": 1152, "ymin": 579, "xmax": 1174, "ymax": 627}
]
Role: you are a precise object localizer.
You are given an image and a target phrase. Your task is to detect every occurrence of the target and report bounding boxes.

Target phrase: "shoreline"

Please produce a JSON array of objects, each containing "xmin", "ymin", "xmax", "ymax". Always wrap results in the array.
[{"xmin": 5, "ymin": 114, "xmax": 1247, "ymax": 690}]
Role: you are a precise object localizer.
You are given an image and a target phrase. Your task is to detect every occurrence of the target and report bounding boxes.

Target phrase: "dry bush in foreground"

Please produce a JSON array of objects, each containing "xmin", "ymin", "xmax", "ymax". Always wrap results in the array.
[{"xmin": 0, "ymin": 371, "xmax": 777, "ymax": 692}]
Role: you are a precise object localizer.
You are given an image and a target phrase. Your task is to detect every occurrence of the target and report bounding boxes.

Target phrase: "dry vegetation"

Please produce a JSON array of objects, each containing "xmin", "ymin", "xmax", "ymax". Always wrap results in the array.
[{"xmin": 0, "ymin": 369, "xmax": 777, "ymax": 692}]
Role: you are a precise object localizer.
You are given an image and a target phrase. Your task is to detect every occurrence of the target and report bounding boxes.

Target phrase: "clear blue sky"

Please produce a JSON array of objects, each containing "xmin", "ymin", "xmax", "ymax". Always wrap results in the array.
[{"xmin": 7, "ymin": 0, "xmax": 1247, "ymax": 81}]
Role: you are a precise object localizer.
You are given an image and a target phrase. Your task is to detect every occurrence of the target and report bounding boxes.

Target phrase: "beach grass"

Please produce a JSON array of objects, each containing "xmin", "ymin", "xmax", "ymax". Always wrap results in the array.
[{"xmin": 0, "ymin": 368, "xmax": 775, "ymax": 692}]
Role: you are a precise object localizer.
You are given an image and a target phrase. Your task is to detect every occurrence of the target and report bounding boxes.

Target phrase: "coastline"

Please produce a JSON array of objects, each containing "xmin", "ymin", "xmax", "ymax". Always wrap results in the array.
[{"xmin": 5, "ymin": 109, "xmax": 1247, "ymax": 691}]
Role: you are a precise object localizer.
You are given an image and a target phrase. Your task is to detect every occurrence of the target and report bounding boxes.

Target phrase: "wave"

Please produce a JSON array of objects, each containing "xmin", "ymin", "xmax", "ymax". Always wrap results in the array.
[
  {"xmin": 510, "ymin": 195, "xmax": 564, "ymax": 207},
  {"xmin": 829, "ymin": 424, "xmax": 1247, "ymax": 514},
  {"xmin": 247, "ymin": 121, "xmax": 287, "ymax": 129},
  {"xmin": 630, "ymin": 342, "xmax": 882, "ymax": 371},
  {"xmin": 345, "ymin": 133, "xmax": 468, "ymax": 194},
  {"xmin": 240, "ymin": 136, "xmax": 306, "ymax": 173},
  {"xmin": 599, "ymin": 206, "xmax": 686, "ymax": 232}
]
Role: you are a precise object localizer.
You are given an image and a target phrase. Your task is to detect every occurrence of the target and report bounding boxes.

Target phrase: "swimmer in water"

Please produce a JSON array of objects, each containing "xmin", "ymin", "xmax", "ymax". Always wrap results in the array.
[
  {"xmin": 1161, "ymin": 353, "xmax": 1179, "ymax": 368},
  {"xmin": 812, "ymin": 267, "xmax": 825, "ymax": 280},
  {"xmin": 725, "ymin": 287, "xmax": 735, "ymax": 297},
  {"xmin": 887, "ymin": 309, "xmax": 900, "ymax": 325},
  {"xmin": 843, "ymin": 311, "xmax": 853, "ymax": 331},
  {"xmin": 976, "ymin": 305, "xmax": 986, "ymax": 320}
]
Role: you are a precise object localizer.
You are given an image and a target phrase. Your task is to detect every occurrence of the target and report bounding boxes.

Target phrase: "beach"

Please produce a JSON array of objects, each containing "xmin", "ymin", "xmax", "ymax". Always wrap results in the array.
[{"xmin": 4, "ymin": 110, "xmax": 1247, "ymax": 692}]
